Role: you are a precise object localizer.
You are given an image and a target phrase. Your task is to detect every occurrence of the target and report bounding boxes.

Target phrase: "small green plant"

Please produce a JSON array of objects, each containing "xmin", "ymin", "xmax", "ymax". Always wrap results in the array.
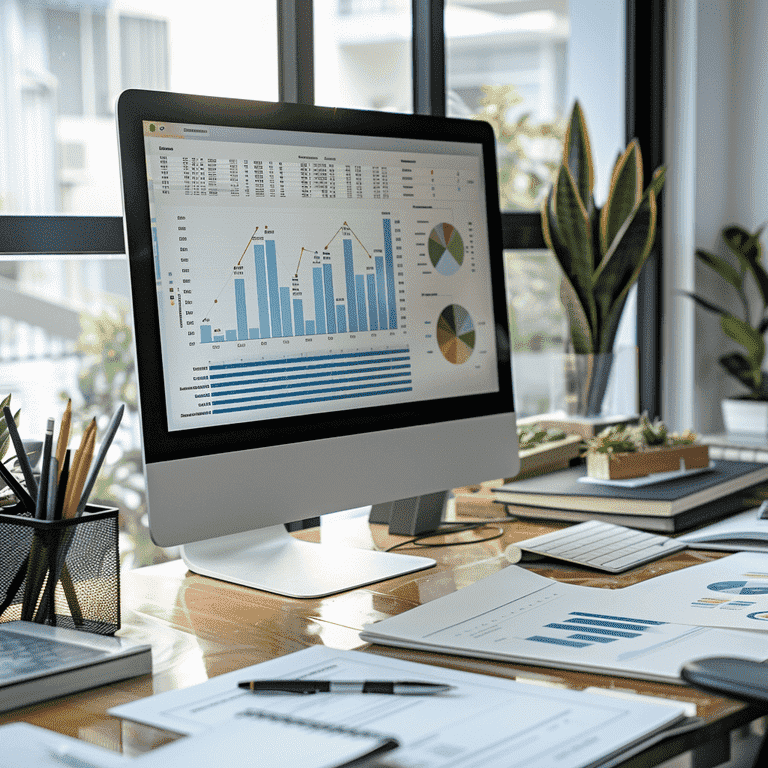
[
  {"xmin": 637, "ymin": 413, "xmax": 668, "ymax": 447},
  {"xmin": 583, "ymin": 424, "xmax": 639, "ymax": 456},
  {"xmin": 542, "ymin": 101, "xmax": 666, "ymax": 355},
  {"xmin": 681, "ymin": 224, "xmax": 768, "ymax": 399},
  {"xmin": 584, "ymin": 417, "xmax": 697, "ymax": 456},
  {"xmin": 517, "ymin": 423, "xmax": 567, "ymax": 449}
]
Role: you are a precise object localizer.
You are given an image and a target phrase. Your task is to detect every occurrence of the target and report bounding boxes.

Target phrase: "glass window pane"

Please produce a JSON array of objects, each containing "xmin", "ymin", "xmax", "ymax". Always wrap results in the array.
[
  {"xmin": 1, "ymin": 1, "xmax": 278, "ymax": 216},
  {"xmin": 447, "ymin": 0, "xmax": 625, "ymax": 214},
  {"xmin": 508, "ymin": 250, "xmax": 637, "ymax": 419},
  {"xmin": 0, "ymin": 254, "xmax": 171, "ymax": 569},
  {"xmin": 314, "ymin": 0, "xmax": 413, "ymax": 112}
]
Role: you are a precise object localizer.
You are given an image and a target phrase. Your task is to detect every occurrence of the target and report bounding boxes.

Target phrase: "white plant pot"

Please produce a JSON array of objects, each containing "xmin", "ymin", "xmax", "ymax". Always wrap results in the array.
[{"xmin": 722, "ymin": 398, "xmax": 768, "ymax": 438}]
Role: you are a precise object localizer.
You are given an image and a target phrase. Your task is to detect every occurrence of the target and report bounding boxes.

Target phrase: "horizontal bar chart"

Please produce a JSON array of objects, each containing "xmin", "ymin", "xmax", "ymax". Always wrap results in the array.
[{"xmin": 207, "ymin": 348, "xmax": 412, "ymax": 414}]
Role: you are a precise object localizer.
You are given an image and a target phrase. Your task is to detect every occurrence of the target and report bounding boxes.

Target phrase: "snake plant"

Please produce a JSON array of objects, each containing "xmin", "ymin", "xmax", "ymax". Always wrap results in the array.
[
  {"xmin": 681, "ymin": 224, "xmax": 768, "ymax": 399},
  {"xmin": 542, "ymin": 101, "xmax": 666, "ymax": 354}
]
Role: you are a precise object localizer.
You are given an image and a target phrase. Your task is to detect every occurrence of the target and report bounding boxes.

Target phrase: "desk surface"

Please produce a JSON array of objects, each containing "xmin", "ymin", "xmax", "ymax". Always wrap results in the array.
[{"xmin": 0, "ymin": 503, "xmax": 762, "ymax": 765}]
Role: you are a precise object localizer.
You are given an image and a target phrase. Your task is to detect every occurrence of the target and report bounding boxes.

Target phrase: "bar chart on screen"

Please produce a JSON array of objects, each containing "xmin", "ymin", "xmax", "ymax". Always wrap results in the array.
[{"xmin": 163, "ymin": 209, "xmax": 406, "ymax": 347}]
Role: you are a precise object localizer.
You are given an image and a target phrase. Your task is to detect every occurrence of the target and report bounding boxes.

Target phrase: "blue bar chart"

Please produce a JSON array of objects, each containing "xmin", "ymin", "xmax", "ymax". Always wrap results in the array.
[
  {"xmin": 200, "ymin": 218, "xmax": 399, "ymax": 344},
  {"xmin": 527, "ymin": 612, "xmax": 667, "ymax": 649},
  {"xmin": 207, "ymin": 348, "xmax": 413, "ymax": 415}
]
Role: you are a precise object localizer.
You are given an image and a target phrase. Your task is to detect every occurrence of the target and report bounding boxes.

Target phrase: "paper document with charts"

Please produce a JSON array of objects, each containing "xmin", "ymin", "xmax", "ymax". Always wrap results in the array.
[
  {"xmin": 614, "ymin": 552, "xmax": 768, "ymax": 631},
  {"xmin": 110, "ymin": 645, "xmax": 688, "ymax": 768},
  {"xmin": 360, "ymin": 565, "xmax": 768, "ymax": 683}
]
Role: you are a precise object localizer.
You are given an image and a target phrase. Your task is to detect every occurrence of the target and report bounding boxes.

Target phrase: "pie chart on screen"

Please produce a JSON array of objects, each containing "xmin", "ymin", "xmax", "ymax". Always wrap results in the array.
[
  {"xmin": 428, "ymin": 223, "xmax": 464, "ymax": 275},
  {"xmin": 436, "ymin": 304, "xmax": 475, "ymax": 364}
]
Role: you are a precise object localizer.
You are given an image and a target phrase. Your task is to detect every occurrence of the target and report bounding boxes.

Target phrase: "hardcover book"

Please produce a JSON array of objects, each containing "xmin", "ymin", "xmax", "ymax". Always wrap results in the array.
[{"xmin": 491, "ymin": 460, "xmax": 768, "ymax": 518}]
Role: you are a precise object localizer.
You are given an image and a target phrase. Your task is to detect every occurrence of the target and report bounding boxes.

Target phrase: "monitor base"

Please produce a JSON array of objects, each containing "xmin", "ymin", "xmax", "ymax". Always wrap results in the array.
[{"xmin": 181, "ymin": 525, "xmax": 436, "ymax": 598}]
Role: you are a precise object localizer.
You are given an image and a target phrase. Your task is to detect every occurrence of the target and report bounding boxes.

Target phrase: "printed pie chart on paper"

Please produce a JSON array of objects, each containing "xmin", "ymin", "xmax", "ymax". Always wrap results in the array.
[
  {"xmin": 428, "ymin": 223, "xmax": 464, "ymax": 276},
  {"xmin": 436, "ymin": 304, "xmax": 475, "ymax": 365},
  {"xmin": 707, "ymin": 581, "xmax": 768, "ymax": 595}
]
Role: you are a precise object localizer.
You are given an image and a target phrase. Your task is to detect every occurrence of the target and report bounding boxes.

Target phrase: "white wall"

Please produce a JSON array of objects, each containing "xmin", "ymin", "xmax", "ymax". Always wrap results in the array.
[{"xmin": 664, "ymin": 0, "xmax": 768, "ymax": 434}]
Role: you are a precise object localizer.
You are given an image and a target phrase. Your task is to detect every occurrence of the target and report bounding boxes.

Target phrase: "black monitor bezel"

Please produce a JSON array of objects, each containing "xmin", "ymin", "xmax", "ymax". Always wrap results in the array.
[{"xmin": 117, "ymin": 89, "xmax": 514, "ymax": 465}]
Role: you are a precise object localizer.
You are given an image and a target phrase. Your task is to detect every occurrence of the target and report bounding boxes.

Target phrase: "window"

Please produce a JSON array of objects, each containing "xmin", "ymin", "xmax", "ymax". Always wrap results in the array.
[
  {"xmin": 314, "ymin": 0, "xmax": 413, "ymax": 112},
  {"xmin": 0, "ymin": 0, "xmax": 664, "ymax": 566}
]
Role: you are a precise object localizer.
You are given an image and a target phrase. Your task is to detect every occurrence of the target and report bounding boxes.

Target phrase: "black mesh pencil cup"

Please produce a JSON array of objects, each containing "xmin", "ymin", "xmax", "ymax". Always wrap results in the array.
[{"xmin": 0, "ymin": 503, "xmax": 120, "ymax": 635}]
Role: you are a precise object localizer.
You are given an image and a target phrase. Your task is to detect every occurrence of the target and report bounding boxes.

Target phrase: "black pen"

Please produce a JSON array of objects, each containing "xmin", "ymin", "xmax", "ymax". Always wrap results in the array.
[{"xmin": 238, "ymin": 680, "xmax": 454, "ymax": 695}]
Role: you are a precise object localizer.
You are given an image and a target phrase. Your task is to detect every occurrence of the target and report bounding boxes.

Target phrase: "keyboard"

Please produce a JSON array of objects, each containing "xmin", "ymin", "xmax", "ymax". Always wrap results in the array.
[{"xmin": 515, "ymin": 520, "xmax": 687, "ymax": 573}]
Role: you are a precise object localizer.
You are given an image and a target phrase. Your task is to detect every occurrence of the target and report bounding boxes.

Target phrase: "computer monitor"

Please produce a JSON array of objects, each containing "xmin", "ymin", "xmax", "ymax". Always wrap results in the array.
[{"xmin": 116, "ymin": 89, "xmax": 519, "ymax": 598}]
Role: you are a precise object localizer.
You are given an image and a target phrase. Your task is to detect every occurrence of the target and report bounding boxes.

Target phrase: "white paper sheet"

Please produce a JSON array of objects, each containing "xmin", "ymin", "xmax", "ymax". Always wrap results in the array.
[
  {"xmin": 0, "ymin": 723, "xmax": 129, "ymax": 768},
  {"xmin": 359, "ymin": 565, "xmax": 768, "ymax": 682},
  {"xmin": 678, "ymin": 506, "xmax": 768, "ymax": 551},
  {"xmin": 110, "ymin": 646, "xmax": 687, "ymax": 768},
  {"xmin": 614, "ymin": 551, "xmax": 768, "ymax": 630},
  {"xmin": 133, "ymin": 711, "xmax": 394, "ymax": 768}
]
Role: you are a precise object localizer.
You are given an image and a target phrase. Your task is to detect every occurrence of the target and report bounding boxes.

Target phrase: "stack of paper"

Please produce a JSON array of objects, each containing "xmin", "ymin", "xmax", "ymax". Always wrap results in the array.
[{"xmin": 359, "ymin": 566, "xmax": 768, "ymax": 683}]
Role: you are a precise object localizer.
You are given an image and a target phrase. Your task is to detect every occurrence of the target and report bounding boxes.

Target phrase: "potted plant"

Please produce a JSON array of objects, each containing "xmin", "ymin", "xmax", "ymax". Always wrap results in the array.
[
  {"xmin": 681, "ymin": 224, "xmax": 768, "ymax": 435},
  {"xmin": 541, "ymin": 102, "xmax": 666, "ymax": 415}
]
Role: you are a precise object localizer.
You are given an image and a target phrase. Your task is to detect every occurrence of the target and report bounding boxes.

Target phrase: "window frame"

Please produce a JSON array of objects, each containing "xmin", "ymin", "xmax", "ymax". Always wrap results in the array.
[{"xmin": 0, "ymin": 0, "xmax": 664, "ymax": 416}]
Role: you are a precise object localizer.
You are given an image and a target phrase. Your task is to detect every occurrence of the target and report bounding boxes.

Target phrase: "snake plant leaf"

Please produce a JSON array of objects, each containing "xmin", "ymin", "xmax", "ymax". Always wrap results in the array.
[
  {"xmin": 647, "ymin": 166, "xmax": 666, "ymax": 198},
  {"xmin": 546, "ymin": 165, "xmax": 597, "ymax": 329},
  {"xmin": 593, "ymin": 189, "xmax": 658, "ymax": 351},
  {"xmin": 719, "ymin": 352, "xmax": 767, "ymax": 396},
  {"xmin": 542, "ymin": 187, "xmax": 581, "ymax": 297},
  {"xmin": 695, "ymin": 249, "xmax": 744, "ymax": 293},
  {"xmin": 595, "ymin": 292, "xmax": 632, "ymax": 357},
  {"xmin": 721, "ymin": 314, "xmax": 766, "ymax": 369},
  {"xmin": 760, "ymin": 317, "xmax": 768, "ymax": 335},
  {"xmin": 562, "ymin": 101, "xmax": 594, "ymax": 214},
  {"xmin": 600, "ymin": 140, "xmax": 643, "ymax": 255},
  {"xmin": 560, "ymin": 276, "xmax": 594, "ymax": 353},
  {"xmin": 677, "ymin": 290, "xmax": 733, "ymax": 318}
]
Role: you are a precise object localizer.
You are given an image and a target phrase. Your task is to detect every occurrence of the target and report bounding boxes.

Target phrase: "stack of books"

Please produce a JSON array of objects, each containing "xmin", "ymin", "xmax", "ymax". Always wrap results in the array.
[{"xmin": 490, "ymin": 459, "xmax": 768, "ymax": 533}]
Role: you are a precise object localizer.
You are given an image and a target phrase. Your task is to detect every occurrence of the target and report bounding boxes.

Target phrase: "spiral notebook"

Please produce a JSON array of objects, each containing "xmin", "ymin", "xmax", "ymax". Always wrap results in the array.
[
  {"xmin": 0, "ymin": 713, "xmax": 398, "ymax": 768},
  {"xmin": 135, "ymin": 708, "xmax": 399, "ymax": 768}
]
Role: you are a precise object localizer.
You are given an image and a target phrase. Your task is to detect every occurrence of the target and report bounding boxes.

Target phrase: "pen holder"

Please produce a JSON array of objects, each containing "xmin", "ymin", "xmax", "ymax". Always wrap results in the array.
[{"xmin": 0, "ymin": 504, "xmax": 120, "ymax": 635}]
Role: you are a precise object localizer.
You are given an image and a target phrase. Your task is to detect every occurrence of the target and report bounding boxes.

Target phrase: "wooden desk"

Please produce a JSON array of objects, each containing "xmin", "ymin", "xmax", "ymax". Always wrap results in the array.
[{"xmin": 0, "ymin": 505, "xmax": 764, "ymax": 766}]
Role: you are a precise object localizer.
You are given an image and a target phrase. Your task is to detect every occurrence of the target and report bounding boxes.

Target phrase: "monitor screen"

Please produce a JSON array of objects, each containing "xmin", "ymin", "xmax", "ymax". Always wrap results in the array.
[{"xmin": 117, "ymin": 90, "xmax": 519, "ymax": 596}]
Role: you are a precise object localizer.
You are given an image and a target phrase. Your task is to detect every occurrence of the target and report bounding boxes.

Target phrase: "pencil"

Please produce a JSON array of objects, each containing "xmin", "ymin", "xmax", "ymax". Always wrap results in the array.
[
  {"xmin": 75, "ymin": 404, "xmax": 125, "ymax": 517},
  {"xmin": 55, "ymin": 399, "xmax": 72, "ymax": 481},
  {"xmin": 63, "ymin": 420, "xmax": 96, "ymax": 520}
]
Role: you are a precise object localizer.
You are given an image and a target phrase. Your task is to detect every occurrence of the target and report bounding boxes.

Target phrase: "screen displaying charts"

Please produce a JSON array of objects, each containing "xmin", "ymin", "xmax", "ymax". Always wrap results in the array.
[{"xmin": 142, "ymin": 121, "xmax": 501, "ymax": 431}]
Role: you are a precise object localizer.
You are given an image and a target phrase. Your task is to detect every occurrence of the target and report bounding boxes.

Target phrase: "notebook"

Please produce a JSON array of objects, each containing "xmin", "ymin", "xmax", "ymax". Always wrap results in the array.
[
  {"xmin": 0, "ymin": 717, "xmax": 396, "ymax": 768},
  {"xmin": 135, "ymin": 709, "xmax": 398, "ymax": 768}
]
